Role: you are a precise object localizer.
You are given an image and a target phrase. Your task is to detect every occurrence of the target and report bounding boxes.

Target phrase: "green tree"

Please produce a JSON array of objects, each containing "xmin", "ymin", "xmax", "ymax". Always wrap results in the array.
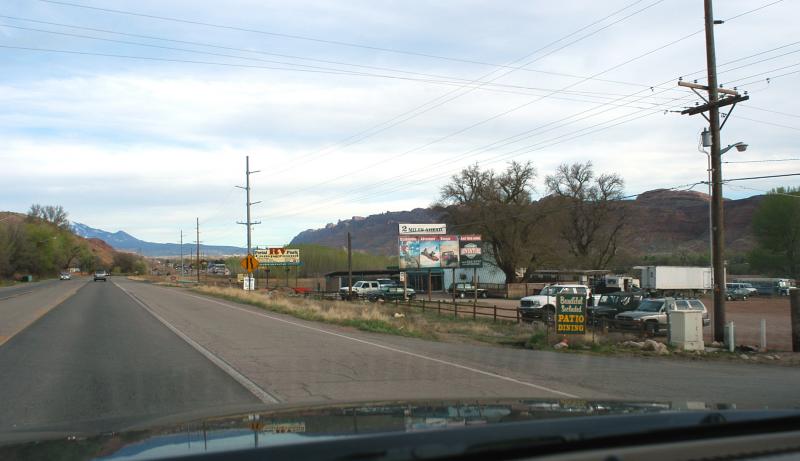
[{"xmin": 750, "ymin": 187, "xmax": 800, "ymax": 278}]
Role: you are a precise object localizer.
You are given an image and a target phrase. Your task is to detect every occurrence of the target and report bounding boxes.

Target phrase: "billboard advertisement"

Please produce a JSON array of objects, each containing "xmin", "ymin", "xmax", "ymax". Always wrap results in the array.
[
  {"xmin": 398, "ymin": 223, "xmax": 447, "ymax": 235},
  {"xmin": 254, "ymin": 247, "xmax": 301, "ymax": 266},
  {"xmin": 399, "ymin": 236, "xmax": 420, "ymax": 270},
  {"xmin": 399, "ymin": 236, "xmax": 459, "ymax": 269},
  {"xmin": 459, "ymin": 235, "xmax": 483, "ymax": 268}
]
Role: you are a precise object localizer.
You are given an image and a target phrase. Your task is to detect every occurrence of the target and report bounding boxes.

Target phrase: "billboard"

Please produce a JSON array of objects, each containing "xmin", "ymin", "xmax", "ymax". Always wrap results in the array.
[
  {"xmin": 399, "ymin": 236, "xmax": 459, "ymax": 269},
  {"xmin": 254, "ymin": 247, "xmax": 301, "ymax": 266},
  {"xmin": 459, "ymin": 235, "xmax": 483, "ymax": 268},
  {"xmin": 399, "ymin": 223, "xmax": 447, "ymax": 235}
]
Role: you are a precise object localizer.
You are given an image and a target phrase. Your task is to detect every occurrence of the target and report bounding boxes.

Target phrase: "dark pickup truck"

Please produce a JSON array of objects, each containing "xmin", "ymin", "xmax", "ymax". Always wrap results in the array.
[
  {"xmin": 448, "ymin": 283, "xmax": 488, "ymax": 299},
  {"xmin": 586, "ymin": 291, "xmax": 642, "ymax": 324}
]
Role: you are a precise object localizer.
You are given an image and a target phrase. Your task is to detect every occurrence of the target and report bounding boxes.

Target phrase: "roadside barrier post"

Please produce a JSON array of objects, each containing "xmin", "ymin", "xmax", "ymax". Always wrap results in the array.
[
  {"xmin": 791, "ymin": 288, "xmax": 800, "ymax": 352},
  {"xmin": 760, "ymin": 319, "xmax": 767, "ymax": 351}
]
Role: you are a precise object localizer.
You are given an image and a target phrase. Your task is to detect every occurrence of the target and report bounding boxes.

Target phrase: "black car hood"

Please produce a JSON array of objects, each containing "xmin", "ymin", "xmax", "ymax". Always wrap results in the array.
[{"xmin": 0, "ymin": 398, "xmax": 750, "ymax": 460}]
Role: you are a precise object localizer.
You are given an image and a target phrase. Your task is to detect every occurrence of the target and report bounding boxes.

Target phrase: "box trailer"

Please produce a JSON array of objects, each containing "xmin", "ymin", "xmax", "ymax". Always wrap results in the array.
[{"xmin": 639, "ymin": 266, "xmax": 712, "ymax": 291}]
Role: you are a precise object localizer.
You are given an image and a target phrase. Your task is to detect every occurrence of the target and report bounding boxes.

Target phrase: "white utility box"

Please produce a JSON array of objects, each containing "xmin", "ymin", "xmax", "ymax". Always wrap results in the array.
[{"xmin": 669, "ymin": 310, "xmax": 704, "ymax": 351}]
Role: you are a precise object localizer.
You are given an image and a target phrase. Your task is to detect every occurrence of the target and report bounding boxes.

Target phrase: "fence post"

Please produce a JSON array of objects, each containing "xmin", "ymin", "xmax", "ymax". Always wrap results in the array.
[
  {"xmin": 516, "ymin": 308, "xmax": 520, "ymax": 324},
  {"xmin": 472, "ymin": 303, "xmax": 476, "ymax": 320},
  {"xmin": 790, "ymin": 288, "xmax": 799, "ymax": 352},
  {"xmin": 422, "ymin": 299, "xmax": 425, "ymax": 312},
  {"xmin": 438, "ymin": 300, "xmax": 441, "ymax": 316},
  {"xmin": 454, "ymin": 302, "xmax": 458, "ymax": 319},
  {"xmin": 493, "ymin": 305, "xmax": 497, "ymax": 323}
]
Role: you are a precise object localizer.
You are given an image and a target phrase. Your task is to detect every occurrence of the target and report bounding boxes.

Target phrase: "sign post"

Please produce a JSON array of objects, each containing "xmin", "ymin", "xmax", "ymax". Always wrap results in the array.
[{"xmin": 556, "ymin": 294, "xmax": 587, "ymax": 335}]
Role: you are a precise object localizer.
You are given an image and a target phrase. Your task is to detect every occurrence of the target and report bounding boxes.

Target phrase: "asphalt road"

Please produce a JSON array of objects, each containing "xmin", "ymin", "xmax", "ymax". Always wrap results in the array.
[
  {"xmin": 0, "ymin": 280, "xmax": 261, "ymax": 438},
  {"xmin": 2, "ymin": 277, "xmax": 800, "ymax": 441}
]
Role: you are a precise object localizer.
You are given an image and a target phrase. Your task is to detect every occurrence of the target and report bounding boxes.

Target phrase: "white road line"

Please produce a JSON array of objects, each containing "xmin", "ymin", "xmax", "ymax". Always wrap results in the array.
[
  {"xmin": 114, "ymin": 282, "xmax": 281, "ymax": 405},
  {"xmin": 175, "ymin": 290, "xmax": 579, "ymax": 399}
]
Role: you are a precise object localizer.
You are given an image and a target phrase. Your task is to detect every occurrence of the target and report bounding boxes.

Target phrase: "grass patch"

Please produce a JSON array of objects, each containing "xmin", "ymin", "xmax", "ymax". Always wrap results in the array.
[{"xmin": 192, "ymin": 286, "xmax": 429, "ymax": 339}]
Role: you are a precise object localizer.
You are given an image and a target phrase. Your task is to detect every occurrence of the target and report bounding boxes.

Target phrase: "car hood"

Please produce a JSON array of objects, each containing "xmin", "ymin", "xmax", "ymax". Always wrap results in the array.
[
  {"xmin": 519, "ymin": 295, "xmax": 551, "ymax": 304},
  {"xmin": 0, "ymin": 398, "xmax": 749, "ymax": 460}
]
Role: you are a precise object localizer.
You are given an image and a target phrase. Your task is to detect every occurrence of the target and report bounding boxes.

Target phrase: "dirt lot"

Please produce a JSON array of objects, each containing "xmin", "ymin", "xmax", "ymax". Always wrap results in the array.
[{"xmin": 425, "ymin": 293, "xmax": 795, "ymax": 351}]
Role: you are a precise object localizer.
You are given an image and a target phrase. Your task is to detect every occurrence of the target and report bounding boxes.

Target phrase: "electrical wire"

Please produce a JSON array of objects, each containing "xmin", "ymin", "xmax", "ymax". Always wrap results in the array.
[{"xmin": 724, "ymin": 158, "xmax": 800, "ymax": 164}]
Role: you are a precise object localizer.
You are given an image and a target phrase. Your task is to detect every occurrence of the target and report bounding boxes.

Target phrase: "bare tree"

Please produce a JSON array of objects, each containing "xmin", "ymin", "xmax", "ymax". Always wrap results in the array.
[
  {"xmin": 545, "ymin": 161, "xmax": 625, "ymax": 268},
  {"xmin": 438, "ymin": 162, "xmax": 541, "ymax": 282},
  {"xmin": 27, "ymin": 204, "xmax": 70, "ymax": 229}
]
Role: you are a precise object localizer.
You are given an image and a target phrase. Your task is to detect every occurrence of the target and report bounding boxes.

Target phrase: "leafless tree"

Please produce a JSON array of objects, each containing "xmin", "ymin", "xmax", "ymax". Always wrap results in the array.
[
  {"xmin": 27, "ymin": 204, "xmax": 70, "ymax": 229},
  {"xmin": 545, "ymin": 161, "xmax": 625, "ymax": 268},
  {"xmin": 438, "ymin": 162, "xmax": 542, "ymax": 282}
]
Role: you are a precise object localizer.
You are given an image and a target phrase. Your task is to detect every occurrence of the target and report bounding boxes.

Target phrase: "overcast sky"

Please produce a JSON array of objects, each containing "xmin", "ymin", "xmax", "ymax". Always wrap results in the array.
[{"xmin": 1, "ymin": 0, "xmax": 798, "ymax": 247}]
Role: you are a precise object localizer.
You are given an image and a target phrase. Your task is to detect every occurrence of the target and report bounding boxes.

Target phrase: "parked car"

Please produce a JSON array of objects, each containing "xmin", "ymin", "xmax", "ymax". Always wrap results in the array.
[
  {"xmin": 586, "ymin": 291, "xmax": 643, "ymax": 324},
  {"xmin": 448, "ymin": 282, "xmax": 488, "ymax": 299},
  {"xmin": 59, "ymin": 272, "xmax": 71, "ymax": 280},
  {"xmin": 727, "ymin": 282, "xmax": 757, "ymax": 296},
  {"xmin": 93, "ymin": 270, "xmax": 107, "ymax": 282},
  {"xmin": 614, "ymin": 298, "xmax": 710, "ymax": 335},
  {"xmin": 339, "ymin": 280, "xmax": 381, "ymax": 299},
  {"xmin": 367, "ymin": 286, "xmax": 415, "ymax": 302},
  {"xmin": 375, "ymin": 278, "xmax": 416, "ymax": 297},
  {"xmin": 518, "ymin": 284, "xmax": 591, "ymax": 322},
  {"xmin": 725, "ymin": 284, "xmax": 750, "ymax": 301}
]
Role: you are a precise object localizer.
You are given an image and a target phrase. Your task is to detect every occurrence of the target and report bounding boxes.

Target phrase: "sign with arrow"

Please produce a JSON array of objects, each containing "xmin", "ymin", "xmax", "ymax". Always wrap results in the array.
[{"xmin": 241, "ymin": 254, "xmax": 259, "ymax": 273}]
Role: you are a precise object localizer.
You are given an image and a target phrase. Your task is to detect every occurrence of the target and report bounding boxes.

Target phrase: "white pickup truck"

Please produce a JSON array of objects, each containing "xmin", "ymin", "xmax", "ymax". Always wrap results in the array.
[
  {"xmin": 518, "ymin": 284, "xmax": 591, "ymax": 322},
  {"xmin": 339, "ymin": 280, "xmax": 382, "ymax": 300}
]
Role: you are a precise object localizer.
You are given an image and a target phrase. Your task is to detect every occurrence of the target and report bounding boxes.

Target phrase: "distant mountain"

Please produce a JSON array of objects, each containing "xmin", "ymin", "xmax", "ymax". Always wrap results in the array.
[
  {"xmin": 71, "ymin": 222, "xmax": 246, "ymax": 257},
  {"xmin": 289, "ymin": 190, "xmax": 763, "ymax": 257}
]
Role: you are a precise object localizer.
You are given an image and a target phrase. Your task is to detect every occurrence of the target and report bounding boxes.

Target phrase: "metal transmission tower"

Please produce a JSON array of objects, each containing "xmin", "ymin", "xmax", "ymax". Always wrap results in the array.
[
  {"xmin": 237, "ymin": 156, "xmax": 261, "ymax": 280},
  {"xmin": 678, "ymin": 0, "xmax": 749, "ymax": 342}
]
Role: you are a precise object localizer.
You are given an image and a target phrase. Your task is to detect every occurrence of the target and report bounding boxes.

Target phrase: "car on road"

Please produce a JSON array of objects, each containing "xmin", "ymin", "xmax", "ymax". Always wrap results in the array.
[
  {"xmin": 59, "ymin": 272, "xmax": 71, "ymax": 280},
  {"xmin": 93, "ymin": 270, "xmax": 107, "ymax": 282},
  {"xmin": 448, "ymin": 282, "xmax": 488, "ymax": 298},
  {"xmin": 519, "ymin": 284, "xmax": 591, "ymax": 322},
  {"xmin": 339, "ymin": 280, "xmax": 381, "ymax": 299},
  {"xmin": 614, "ymin": 297, "xmax": 710, "ymax": 335},
  {"xmin": 586, "ymin": 291, "xmax": 643, "ymax": 324}
]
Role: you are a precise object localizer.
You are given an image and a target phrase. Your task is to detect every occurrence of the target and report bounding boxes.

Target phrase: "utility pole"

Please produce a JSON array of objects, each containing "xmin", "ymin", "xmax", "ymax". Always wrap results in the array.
[
  {"xmin": 196, "ymin": 218, "xmax": 200, "ymax": 284},
  {"xmin": 237, "ymin": 156, "xmax": 261, "ymax": 285},
  {"xmin": 704, "ymin": 0, "xmax": 725, "ymax": 344},
  {"xmin": 347, "ymin": 232, "xmax": 352, "ymax": 300},
  {"xmin": 679, "ymin": 0, "xmax": 749, "ymax": 343}
]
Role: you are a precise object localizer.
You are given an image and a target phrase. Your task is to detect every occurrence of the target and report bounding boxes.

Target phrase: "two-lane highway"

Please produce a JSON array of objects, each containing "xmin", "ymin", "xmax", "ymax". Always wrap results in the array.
[
  {"xmin": 3, "ymin": 277, "xmax": 800, "ymax": 441},
  {"xmin": 0, "ymin": 280, "xmax": 261, "ymax": 438}
]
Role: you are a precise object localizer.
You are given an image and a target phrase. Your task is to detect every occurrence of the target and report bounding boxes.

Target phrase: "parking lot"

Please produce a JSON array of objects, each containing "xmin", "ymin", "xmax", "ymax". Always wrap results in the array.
[{"xmin": 425, "ymin": 293, "xmax": 794, "ymax": 351}]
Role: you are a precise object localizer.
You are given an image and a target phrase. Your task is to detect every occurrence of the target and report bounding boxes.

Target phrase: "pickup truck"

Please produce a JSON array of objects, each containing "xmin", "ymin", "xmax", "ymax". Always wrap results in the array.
[
  {"xmin": 614, "ymin": 297, "xmax": 710, "ymax": 335},
  {"xmin": 339, "ymin": 280, "xmax": 381, "ymax": 300},
  {"xmin": 519, "ymin": 284, "xmax": 591, "ymax": 322},
  {"xmin": 367, "ymin": 286, "xmax": 416, "ymax": 302},
  {"xmin": 586, "ymin": 291, "xmax": 642, "ymax": 324},
  {"xmin": 448, "ymin": 283, "xmax": 488, "ymax": 298}
]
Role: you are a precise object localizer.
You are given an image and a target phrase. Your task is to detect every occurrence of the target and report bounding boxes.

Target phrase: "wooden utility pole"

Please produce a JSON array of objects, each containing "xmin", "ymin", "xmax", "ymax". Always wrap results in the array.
[
  {"xmin": 196, "ymin": 217, "xmax": 200, "ymax": 284},
  {"xmin": 347, "ymin": 232, "xmax": 352, "ymax": 299},
  {"xmin": 679, "ymin": 0, "xmax": 749, "ymax": 342}
]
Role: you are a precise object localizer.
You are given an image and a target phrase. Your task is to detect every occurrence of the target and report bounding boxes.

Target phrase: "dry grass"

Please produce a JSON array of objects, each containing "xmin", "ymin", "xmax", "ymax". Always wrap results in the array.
[{"xmin": 190, "ymin": 286, "xmax": 535, "ymax": 344}]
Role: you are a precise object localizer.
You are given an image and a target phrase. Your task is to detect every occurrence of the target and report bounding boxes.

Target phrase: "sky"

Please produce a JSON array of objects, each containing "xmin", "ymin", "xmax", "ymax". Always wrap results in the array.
[{"xmin": 1, "ymin": 0, "xmax": 798, "ymax": 247}]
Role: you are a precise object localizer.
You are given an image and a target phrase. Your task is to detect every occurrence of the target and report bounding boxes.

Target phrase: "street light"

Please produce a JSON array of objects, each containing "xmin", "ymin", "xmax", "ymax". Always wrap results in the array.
[{"xmin": 699, "ymin": 128, "xmax": 748, "ymax": 287}]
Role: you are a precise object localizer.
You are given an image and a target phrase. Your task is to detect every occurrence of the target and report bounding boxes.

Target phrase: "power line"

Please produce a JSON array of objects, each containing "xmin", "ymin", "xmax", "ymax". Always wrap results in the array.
[
  {"xmin": 742, "ymin": 105, "xmax": 800, "ymax": 119},
  {"xmin": 722, "ymin": 173, "xmax": 800, "ymax": 183},
  {"xmin": 37, "ymin": 0, "xmax": 665, "ymax": 72},
  {"xmin": 724, "ymin": 158, "xmax": 800, "ymax": 164},
  {"xmin": 733, "ymin": 115, "xmax": 800, "ymax": 132}
]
